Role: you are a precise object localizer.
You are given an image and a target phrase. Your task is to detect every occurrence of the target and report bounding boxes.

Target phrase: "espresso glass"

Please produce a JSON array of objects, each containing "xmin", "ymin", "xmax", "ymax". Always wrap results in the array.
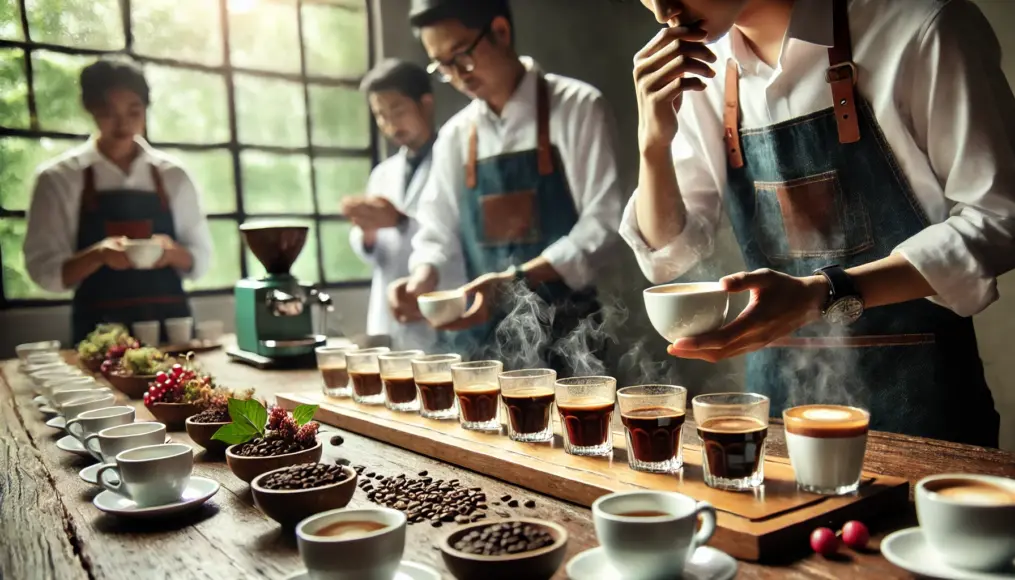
[
  {"xmin": 555, "ymin": 376, "xmax": 617, "ymax": 457},
  {"xmin": 345, "ymin": 347, "xmax": 391, "ymax": 405},
  {"xmin": 692, "ymin": 393, "xmax": 770, "ymax": 491},
  {"xmin": 315, "ymin": 344, "xmax": 359, "ymax": 398},
  {"xmin": 618, "ymin": 385, "xmax": 688, "ymax": 473},
  {"xmin": 411, "ymin": 354, "xmax": 462, "ymax": 420},
  {"xmin": 378, "ymin": 350, "xmax": 425, "ymax": 412},
  {"xmin": 451, "ymin": 360, "xmax": 503, "ymax": 431},
  {"xmin": 500, "ymin": 369, "xmax": 556, "ymax": 443}
]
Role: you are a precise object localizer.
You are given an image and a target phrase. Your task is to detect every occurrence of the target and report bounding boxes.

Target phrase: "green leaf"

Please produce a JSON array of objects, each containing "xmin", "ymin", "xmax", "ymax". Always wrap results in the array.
[
  {"xmin": 227, "ymin": 397, "xmax": 268, "ymax": 437},
  {"xmin": 292, "ymin": 404, "xmax": 319, "ymax": 426},
  {"xmin": 211, "ymin": 422, "xmax": 258, "ymax": 445}
]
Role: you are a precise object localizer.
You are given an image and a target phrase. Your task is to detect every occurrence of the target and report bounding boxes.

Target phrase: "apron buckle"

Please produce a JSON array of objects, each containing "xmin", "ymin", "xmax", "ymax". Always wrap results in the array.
[{"xmin": 825, "ymin": 62, "xmax": 858, "ymax": 86}]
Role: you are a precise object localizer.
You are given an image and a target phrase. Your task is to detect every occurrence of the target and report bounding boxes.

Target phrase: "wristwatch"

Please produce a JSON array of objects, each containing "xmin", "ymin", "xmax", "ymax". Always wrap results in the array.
[
  {"xmin": 505, "ymin": 265, "xmax": 526, "ymax": 283},
  {"xmin": 813, "ymin": 265, "xmax": 864, "ymax": 325}
]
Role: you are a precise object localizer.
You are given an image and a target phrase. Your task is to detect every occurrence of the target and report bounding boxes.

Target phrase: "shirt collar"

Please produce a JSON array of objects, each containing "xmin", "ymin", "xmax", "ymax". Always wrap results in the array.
[
  {"xmin": 78, "ymin": 135, "xmax": 154, "ymax": 172},
  {"xmin": 729, "ymin": 0, "xmax": 834, "ymax": 73},
  {"xmin": 476, "ymin": 56, "xmax": 541, "ymax": 122}
]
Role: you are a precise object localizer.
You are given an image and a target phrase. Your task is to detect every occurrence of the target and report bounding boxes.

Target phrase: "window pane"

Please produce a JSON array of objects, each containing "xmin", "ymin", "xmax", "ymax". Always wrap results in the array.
[
  {"xmin": 309, "ymin": 85, "xmax": 370, "ymax": 149},
  {"xmin": 25, "ymin": 0, "xmax": 124, "ymax": 50},
  {"xmin": 132, "ymin": 0, "xmax": 223, "ymax": 66},
  {"xmin": 314, "ymin": 156, "xmax": 371, "ymax": 214},
  {"xmin": 228, "ymin": 1, "xmax": 300, "ymax": 74},
  {"xmin": 320, "ymin": 220, "xmax": 370, "ymax": 282},
  {"xmin": 164, "ymin": 149, "xmax": 236, "ymax": 215},
  {"xmin": 240, "ymin": 150, "xmax": 312, "ymax": 214},
  {"xmin": 146, "ymin": 65, "xmax": 230, "ymax": 144},
  {"xmin": 0, "ymin": 49, "xmax": 28, "ymax": 128},
  {"xmin": 0, "ymin": 217, "xmax": 71, "ymax": 299},
  {"xmin": 32, "ymin": 51, "xmax": 93, "ymax": 134},
  {"xmin": 184, "ymin": 218, "xmax": 241, "ymax": 291},
  {"xmin": 1, "ymin": 1, "xmax": 23, "ymax": 41},
  {"xmin": 234, "ymin": 74, "xmax": 307, "ymax": 147},
  {"xmin": 303, "ymin": 4, "xmax": 368, "ymax": 79},
  {"xmin": 245, "ymin": 217, "xmax": 320, "ymax": 283},
  {"xmin": 0, "ymin": 137, "xmax": 82, "ymax": 211}
]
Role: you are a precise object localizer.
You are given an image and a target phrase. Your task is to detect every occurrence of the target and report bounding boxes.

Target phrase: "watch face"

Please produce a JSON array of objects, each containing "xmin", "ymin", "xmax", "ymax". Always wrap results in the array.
[{"xmin": 825, "ymin": 297, "xmax": 864, "ymax": 325}]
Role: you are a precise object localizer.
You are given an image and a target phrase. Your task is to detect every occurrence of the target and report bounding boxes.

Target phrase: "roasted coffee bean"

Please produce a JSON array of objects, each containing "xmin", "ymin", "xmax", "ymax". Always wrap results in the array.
[
  {"xmin": 431, "ymin": 521, "xmax": 442, "ymax": 528},
  {"xmin": 500, "ymin": 494, "xmax": 512, "ymax": 502},
  {"xmin": 491, "ymin": 501, "xmax": 500, "ymax": 506},
  {"xmin": 524, "ymin": 500, "xmax": 536, "ymax": 508},
  {"xmin": 259, "ymin": 463, "xmax": 349, "ymax": 491},
  {"xmin": 418, "ymin": 470, "xmax": 428, "ymax": 476},
  {"xmin": 365, "ymin": 472, "xmax": 375, "ymax": 478},
  {"xmin": 452, "ymin": 522, "xmax": 555, "ymax": 556},
  {"xmin": 508, "ymin": 500, "xmax": 519, "ymax": 508},
  {"xmin": 495, "ymin": 511, "xmax": 510, "ymax": 518}
]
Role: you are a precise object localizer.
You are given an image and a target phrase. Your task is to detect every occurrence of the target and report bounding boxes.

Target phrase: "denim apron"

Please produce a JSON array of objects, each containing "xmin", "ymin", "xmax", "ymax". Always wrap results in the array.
[
  {"xmin": 720, "ymin": 0, "xmax": 998, "ymax": 446},
  {"xmin": 71, "ymin": 164, "xmax": 192, "ymax": 343},
  {"xmin": 454, "ymin": 76, "xmax": 601, "ymax": 373}
]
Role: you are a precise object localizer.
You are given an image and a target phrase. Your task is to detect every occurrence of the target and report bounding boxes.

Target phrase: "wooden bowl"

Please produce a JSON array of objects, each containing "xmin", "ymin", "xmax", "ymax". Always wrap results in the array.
[
  {"xmin": 226, "ymin": 441, "xmax": 323, "ymax": 484},
  {"xmin": 440, "ymin": 519, "xmax": 568, "ymax": 580},
  {"xmin": 251, "ymin": 464, "xmax": 357, "ymax": 527},
  {"xmin": 185, "ymin": 416, "xmax": 230, "ymax": 455},
  {"xmin": 80, "ymin": 356, "xmax": 103, "ymax": 374},
  {"xmin": 148, "ymin": 402, "xmax": 202, "ymax": 430},
  {"xmin": 106, "ymin": 372, "xmax": 155, "ymax": 399}
]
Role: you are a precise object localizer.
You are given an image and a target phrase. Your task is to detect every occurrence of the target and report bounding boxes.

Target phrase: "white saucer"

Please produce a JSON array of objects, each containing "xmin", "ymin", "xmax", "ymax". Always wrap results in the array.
[
  {"xmin": 882, "ymin": 527, "xmax": 1015, "ymax": 580},
  {"xmin": 93, "ymin": 476, "xmax": 219, "ymax": 518},
  {"xmin": 33, "ymin": 395, "xmax": 49, "ymax": 406},
  {"xmin": 46, "ymin": 416, "xmax": 66, "ymax": 429},
  {"xmin": 80, "ymin": 462, "xmax": 117, "ymax": 485},
  {"xmin": 284, "ymin": 561, "xmax": 441, "ymax": 580},
  {"xmin": 56, "ymin": 435, "xmax": 92, "ymax": 457},
  {"xmin": 567, "ymin": 546, "xmax": 737, "ymax": 580},
  {"xmin": 39, "ymin": 405, "xmax": 59, "ymax": 416}
]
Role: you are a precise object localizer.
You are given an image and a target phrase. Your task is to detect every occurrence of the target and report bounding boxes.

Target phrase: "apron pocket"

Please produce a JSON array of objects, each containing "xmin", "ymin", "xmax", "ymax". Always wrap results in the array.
[
  {"xmin": 480, "ymin": 189, "xmax": 539, "ymax": 246},
  {"xmin": 753, "ymin": 171, "xmax": 872, "ymax": 261},
  {"xmin": 105, "ymin": 219, "xmax": 154, "ymax": 239}
]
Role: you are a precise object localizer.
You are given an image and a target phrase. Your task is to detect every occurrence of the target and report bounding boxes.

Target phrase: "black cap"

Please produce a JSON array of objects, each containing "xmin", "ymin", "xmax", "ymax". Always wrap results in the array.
[{"xmin": 409, "ymin": 0, "xmax": 510, "ymax": 29}]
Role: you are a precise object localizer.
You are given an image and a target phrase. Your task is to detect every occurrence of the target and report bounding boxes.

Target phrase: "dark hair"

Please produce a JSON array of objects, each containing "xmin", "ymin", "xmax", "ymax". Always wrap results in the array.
[
  {"xmin": 409, "ymin": 0, "xmax": 513, "ymax": 41},
  {"xmin": 80, "ymin": 59, "xmax": 150, "ymax": 109},
  {"xmin": 359, "ymin": 59, "xmax": 432, "ymax": 102}
]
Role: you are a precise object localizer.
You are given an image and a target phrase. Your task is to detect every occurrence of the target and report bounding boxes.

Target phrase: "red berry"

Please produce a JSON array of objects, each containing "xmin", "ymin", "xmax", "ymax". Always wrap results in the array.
[
  {"xmin": 811, "ymin": 528, "xmax": 839, "ymax": 556},
  {"xmin": 841, "ymin": 521, "xmax": 869, "ymax": 549}
]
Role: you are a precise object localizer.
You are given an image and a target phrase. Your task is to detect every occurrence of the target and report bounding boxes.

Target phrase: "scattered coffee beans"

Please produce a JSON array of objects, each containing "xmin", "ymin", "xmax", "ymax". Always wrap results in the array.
[
  {"xmin": 190, "ymin": 407, "xmax": 229, "ymax": 423},
  {"xmin": 335, "ymin": 458, "xmax": 351, "ymax": 466},
  {"xmin": 358, "ymin": 472, "xmax": 492, "ymax": 526},
  {"xmin": 260, "ymin": 463, "xmax": 349, "ymax": 490},
  {"xmin": 329, "ymin": 435, "xmax": 344, "ymax": 446},
  {"xmin": 453, "ymin": 522, "xmax": 555, "ymax": 556},
  {"xmin": 233, "ymin": 435, "xmax": 315, "ymax": 457}
]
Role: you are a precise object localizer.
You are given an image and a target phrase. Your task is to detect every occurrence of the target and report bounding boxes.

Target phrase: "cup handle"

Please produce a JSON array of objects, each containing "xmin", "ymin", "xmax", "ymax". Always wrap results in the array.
[
  {"xmin": 95, "ymin": 464, "xmax": 123, "ymax": 496},
  {"xmin": 83, "ymin": 434, "xmax": 103, "ymax": 462},
  {"xmin": 691, "ymin": 501, "xmax": 717, "ymax": 550},
  {"xmin": 65, "ymin": 418, "xmax": 83, "ymax": 440}
]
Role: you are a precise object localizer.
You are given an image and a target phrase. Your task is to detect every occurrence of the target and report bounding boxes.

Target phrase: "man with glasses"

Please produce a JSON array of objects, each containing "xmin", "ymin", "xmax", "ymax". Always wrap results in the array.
[{"xmin": 388, "ymin": 0, "xmax": 623, "ymax": 371}]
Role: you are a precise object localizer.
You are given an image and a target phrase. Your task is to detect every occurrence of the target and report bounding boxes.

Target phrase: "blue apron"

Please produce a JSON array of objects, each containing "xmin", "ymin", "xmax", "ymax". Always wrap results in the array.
[
  {"xmin": 720, "ymin": 0, "xmax": 998, "ymax": 446},
  {"xmin": 71, "ymin": 163, "xmax": 192, "ymax": 343},
  {"xmin": 452, "ymin": 75, "xmax": 601, "ymax": 373}
]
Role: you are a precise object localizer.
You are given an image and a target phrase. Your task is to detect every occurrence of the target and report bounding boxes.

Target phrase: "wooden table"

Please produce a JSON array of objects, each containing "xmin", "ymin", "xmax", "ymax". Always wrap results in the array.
[{"xmin": 3, "ymin": 348, "xmax": 1014, "ymax": 580}]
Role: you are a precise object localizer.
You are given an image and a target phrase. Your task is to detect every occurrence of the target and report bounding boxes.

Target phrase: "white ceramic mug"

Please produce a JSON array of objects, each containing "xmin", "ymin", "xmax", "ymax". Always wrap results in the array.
[
  {"xmin": 132, "ymin": 321, "xmax": 161, "ymax": 346},
  {"xmin": 66, "ymin": 406, "xmax": 135, "ymax": 441},
  {"xmin": 196, "ymin": 320, "xmax": 224, "ymax": 343},
  {"xmin": 49, "ymin": 386, "xmax": 109, "ymax": 408},
  {"xmin": 296, "ymin": 507, "xmax": 407, "ymax": 580},
  {"xmin": 60, "ymin": 393, "xmax": 116, "ymax": 421},
  {"xmin": 592, "ymin": 491, "xmax": 716, "ymax": 580},
  {"xmin": 417, "ymin": 290, "xmax": 467, "ymax": 327},
  {"xmin": 123, "ymin": 238, "xmax": 164, "ymax": 269},
  {"xmin": 16, "ymin": 340, "xmax": 61, "ymax": 362},
  {"xmin": 31, "ymin": 367, "xmax": 83, "ymax": 388},
  {"xmin": 643, "ymin": 282, "xmax": 730, "ymax": 342},
  {"xmin": 96, "ymin": 443, "xmax": 193, "ymax": 507},
  {"xmin": 40, "ymin": 376, "xmax": 97, "ymax": 399},
  {"xmin": 85, "ymin": 421, "xmax": 167, "ymax": 463},
  {"xmin": 916, "ymin": 474, "xmax": 1015, "ymax": 571},
  {"xmin": 164, "ymin": 317, "xmax": 194, "ymax": 345}
]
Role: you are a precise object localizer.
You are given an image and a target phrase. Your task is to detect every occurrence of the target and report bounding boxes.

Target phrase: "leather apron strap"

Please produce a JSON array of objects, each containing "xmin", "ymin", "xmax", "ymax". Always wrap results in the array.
[{"xmin": 80, "ymin": 164, "xmax": 170, "ymax": 213}]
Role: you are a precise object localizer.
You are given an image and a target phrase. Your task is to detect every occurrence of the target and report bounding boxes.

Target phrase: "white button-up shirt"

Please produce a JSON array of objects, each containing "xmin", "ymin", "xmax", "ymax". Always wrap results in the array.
[
  {"xmin": 409, "ymin": 57, "xmax": 623, "ymax": 291},
  {"xmin": 24, "ymin": 137, "xmax": 213, "ymax": 292},
  {"xmin": 620, "ymin": 0, "xmax": 1015, "ymax": 317}
]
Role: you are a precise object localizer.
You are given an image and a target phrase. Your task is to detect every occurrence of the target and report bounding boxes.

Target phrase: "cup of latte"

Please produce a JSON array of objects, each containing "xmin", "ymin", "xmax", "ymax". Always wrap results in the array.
[
  {"xmin": 296, "ymin": 507, "xmax": 407, "ymax": 580},
  {"xmin": 916, "ymin": 474, "xmax": 1015, "ymax": 571},
  {"xmin": 783, "ymin": 404, "xmax": 869, "ymax": 495}
]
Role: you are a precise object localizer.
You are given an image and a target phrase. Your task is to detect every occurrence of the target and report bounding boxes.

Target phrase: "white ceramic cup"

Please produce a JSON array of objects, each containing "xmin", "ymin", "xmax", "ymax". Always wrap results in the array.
[
  {"xmin": 60, "ymin": 393, "xmax": 116, "ymax": 421},
  {"xmin": 643, "ymin": 282, "xmax": 730, "ymax": 342},
  {"xmin": 24, "ymin": 361, "xmax": 71, "ymax": 378},
  {"xmin": 417, "ymin": 290, "xmax": 467, "ymax": 327},
  {"xmin": 32, "ymin": 367, "xmax": 84, "ymax": 388},
  {"xmin": 50, "ymin": 387, "xmax": 112, "ymax": 410},
  {"xmin": 196, "ymin": 320, "xmax": 224, "ymax": 343},
  {"xmin": 164, "ymin": 317, "xmax": 194, "ymax": 345},
  {"xmin": 85, "ymin": 421, "xmax": 167, "ymax": 463},
  {"xmin": 296, "ymin": 507, "xmax": 407, "ymax": 580},
  {"xmin": 96, "ymin": 443, "xmax": 193, "ymax": 507},
  {"xmin": 123, "ymin": 238, "xmax": 164, "ymax": 269},
  {"xmin": 40, "ymin": 376, "xmax": 97, "ymax": 399},
  {"xmin": 916, "ymin": 474, "xmax": 1015, "ymax": 571},
  {"xmin": 132, "ymin": 321, "xmax": 161, "ymax": 346},
  {"xmin": 592, "ymin": 491, "xmax": 717, "ymax": 580},
  {"xmin": 65, "ymin": 406, "xmax": 135, "ymax": 442},
  {"xmin": 16, "ymin": 340, "xmax": 61, "ymax": 362}
]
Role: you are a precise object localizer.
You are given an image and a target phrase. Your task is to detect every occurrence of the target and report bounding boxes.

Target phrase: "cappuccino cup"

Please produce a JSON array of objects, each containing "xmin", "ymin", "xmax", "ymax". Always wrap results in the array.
[
  {"xmin": 65, "ymin": 406, "xmax": 135, "ymax": 441},
  {"xmin": 96, "ymin": 443, "xmax": 193, "ymax": 507},
  {"xmin": 916, "ymin": 474, "xmax": 1015, "ymax": 571},
  {"xmin": 41, "ymin": 376, "xmax": 99, "ymax": 399},
  {"xmin": 85, "ymin": 421, "xmax": 167, "ymax": 463},
  {"xmin": 60, "ymin": 393, "xmax": 116, "ymax": 420},
  {"xmin": 643, "ymin": 282, "xmax": 730, "ymax": 342},
  {"xmin": 592, "ymin": 491, "xmax": 716, "ymax": 580},
  {"xmin": 296, "ymin": 507, "xmax": 407, "ymax": 580},
  {"xmin": 783, "ymin": 404, "xmax": 869, "ymax": 495},
  {"xmin": 50, "ymin": 387, "xmax": 111, "ymax": 411}
]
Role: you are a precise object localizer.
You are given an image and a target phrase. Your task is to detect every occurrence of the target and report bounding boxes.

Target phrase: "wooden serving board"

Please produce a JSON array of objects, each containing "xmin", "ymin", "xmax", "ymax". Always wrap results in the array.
[{"xmin": 277, "ymin": 391, "xmax": 909, "ymax": 562}]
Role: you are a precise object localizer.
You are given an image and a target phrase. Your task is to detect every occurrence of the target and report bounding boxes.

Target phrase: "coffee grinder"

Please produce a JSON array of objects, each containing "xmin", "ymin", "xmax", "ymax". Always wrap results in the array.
[{"xmin": 227, "ymin": 221, "xmax": 333, "ymax": 368}]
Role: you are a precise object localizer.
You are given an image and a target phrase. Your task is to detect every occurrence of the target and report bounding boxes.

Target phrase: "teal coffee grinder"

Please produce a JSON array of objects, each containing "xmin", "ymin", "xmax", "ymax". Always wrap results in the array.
[{"xmin": 227, "ymin": 221, "xmax": 333, "ymax": 368}]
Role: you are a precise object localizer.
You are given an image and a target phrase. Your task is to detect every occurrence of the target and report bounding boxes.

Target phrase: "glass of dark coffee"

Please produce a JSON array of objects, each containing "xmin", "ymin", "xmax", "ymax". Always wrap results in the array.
[
  {"xmin": 692, "ymin": 393, "xmax": 770, "ymax": 491},
  {"xmin": 345, "ymin": 347, "xmax": 391, "ymax": 406},
  {"xmin": 315, "ymin": 343, "xmax": 358, "ymax": 398},
  {"xmin": 500, "ymin": 369, "xmax": 556, "ymax": 442},
  {"xmin": 410, "ymin": 354, "xmax": 462, "ymax": 420},
  {"xmin": 378, "ymin": 350, "xmax": 425, "ymax": 412},
  {"xmin": 618, "ymin": 385, "xmax": 687, "ymax": 473},
  {"xmin": 555, "ymin": 376, "xmax": 617, "ymax": 457},
  {"xmin": 451, "ymin": 360, "xmax": 503, "ymax": 431}
]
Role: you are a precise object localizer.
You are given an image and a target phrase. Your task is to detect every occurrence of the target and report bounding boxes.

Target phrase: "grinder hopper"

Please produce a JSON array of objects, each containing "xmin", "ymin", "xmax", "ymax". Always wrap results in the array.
[{"xmin": 240, "ymin": 221, "xmax": 309, "ymax": 277}]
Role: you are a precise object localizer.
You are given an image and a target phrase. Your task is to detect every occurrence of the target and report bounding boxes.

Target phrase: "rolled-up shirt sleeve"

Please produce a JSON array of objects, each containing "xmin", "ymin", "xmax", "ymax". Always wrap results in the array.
[
  {"xmin": 24, "ymin": 170, "xmax": 77, "ymax": 292},
  {"xmin": 408, "ymin": 129, "xmax": 466, "ymax": 285},
  {"xmin": 167, "ymin": 168, "xmax": 213, "ymax": 280},
  {"xmin": 892, "ymin": 1, "xmax": 1015, "ymax": 316}
]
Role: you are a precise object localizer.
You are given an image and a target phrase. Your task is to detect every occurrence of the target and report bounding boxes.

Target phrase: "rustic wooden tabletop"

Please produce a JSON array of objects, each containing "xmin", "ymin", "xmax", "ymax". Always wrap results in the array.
[{"xmin": 3, "ymin": 345, "xmax": 1014, "ymax": 580}]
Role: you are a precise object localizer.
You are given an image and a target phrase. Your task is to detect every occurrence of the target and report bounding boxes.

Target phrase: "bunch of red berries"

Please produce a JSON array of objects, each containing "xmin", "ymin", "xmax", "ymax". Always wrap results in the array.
[
  {"xmin": 265, "ymin": 406, "xmax": 319, "ymax": 447},
  {"xmin": 144, "ymin": 364, "xmax": 197, "ymax": 407}
]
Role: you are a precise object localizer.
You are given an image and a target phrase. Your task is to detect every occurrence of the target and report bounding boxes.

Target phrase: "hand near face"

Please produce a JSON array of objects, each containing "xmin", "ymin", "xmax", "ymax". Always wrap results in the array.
[
  {"xmin": 342, "ymin": 196, "xmax": 405, "ymax": 231},
  {"xmin": 95, "ymin": 236, "xmax": 132, "ymax": 270}
]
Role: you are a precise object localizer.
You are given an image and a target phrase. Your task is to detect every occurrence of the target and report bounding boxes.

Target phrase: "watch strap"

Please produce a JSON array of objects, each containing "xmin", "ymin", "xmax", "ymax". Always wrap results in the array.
[{"xmin": 814, "ymin": 265, "xmax": 859, "ymax": 304}]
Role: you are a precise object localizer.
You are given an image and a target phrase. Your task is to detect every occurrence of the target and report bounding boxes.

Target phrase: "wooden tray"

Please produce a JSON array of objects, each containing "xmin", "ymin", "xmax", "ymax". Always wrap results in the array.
[{"xmin": 277, "ymin": 392, "xmax": 909, "ymax": 562}]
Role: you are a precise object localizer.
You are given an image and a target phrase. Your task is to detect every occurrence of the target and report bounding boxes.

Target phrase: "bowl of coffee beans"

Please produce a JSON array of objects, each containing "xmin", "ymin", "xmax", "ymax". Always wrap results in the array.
[
  {"xmin": 185, "ymin": 407, "xmax": 230, "ymax": 455},
  {"xmin": 440, "ymin": 519, "xmax": 568, "ymax": 580},
  {"xmin": 226, "ymin": 439, "xmax": 323, "ymax": 483},
  {"xmin": 251, "ymin": 463, "xmax": 357, "ymax": 527}
]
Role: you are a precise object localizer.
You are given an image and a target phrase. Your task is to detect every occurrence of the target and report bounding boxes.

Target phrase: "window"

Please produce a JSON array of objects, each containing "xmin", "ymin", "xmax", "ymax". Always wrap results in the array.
[{"xmin": 0, "ymin": 0, "xmax": 374, "ymax": 305}]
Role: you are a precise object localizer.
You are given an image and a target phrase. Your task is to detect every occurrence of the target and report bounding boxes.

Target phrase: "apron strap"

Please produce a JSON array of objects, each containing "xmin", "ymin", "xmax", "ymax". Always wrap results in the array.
[
  {"xmin": 81, "ymin": 165, "xmax": 99, "ymax": 213},
  {"xmin": 827, "ymin": 0, "xmax": 860, "ymax": 144},
  {"xmin": 723, "ymin": 60, "xmax": 745, "ymax": 169},
  {"xmin": 466, "ymin": 123, "xmax": 479, "ymax": 189},
  {"xmin": 149, "ymin": 164, "xmax": 170, "ymax": 211}
]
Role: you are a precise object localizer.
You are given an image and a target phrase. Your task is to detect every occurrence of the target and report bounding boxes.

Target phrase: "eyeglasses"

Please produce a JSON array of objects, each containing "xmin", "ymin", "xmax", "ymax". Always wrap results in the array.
[{"xmin": 426, "ymin": 24, "xmax": 491, "ymax": 83}]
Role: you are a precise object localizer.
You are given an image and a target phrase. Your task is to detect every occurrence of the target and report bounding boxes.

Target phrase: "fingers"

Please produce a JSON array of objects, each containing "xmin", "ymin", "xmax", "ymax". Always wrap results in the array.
[
  {"xmin": 438, "ymin": 292, "xmax": 487, "ymax": 331},
  {"xmin": 669, "ymin": 303, "xmax": 768, "ymax": 351},
  {"xmin": 721, "ymin": 268, "xmax": 775, "ymax": 293},
  {"xmin": 642, "ymin": 54, "xmax": 716, "ymax": 94},
  {"xmin": 635, "ymin": 26, "xmax": 708, "ymax": 63}
]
